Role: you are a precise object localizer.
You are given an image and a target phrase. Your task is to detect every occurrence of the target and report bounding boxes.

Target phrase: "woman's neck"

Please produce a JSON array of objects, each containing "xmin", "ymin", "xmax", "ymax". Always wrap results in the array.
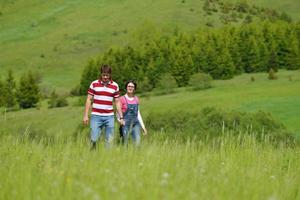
[{"xmin": 126, "ymin": 93, "xmax": 134, "ymax": 98}]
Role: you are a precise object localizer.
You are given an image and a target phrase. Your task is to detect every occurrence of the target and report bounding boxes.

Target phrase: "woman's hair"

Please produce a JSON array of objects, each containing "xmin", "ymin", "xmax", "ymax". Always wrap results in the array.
[{"xmin": 125, "ymin": 80, "xmax": 137, "ymax": 90}]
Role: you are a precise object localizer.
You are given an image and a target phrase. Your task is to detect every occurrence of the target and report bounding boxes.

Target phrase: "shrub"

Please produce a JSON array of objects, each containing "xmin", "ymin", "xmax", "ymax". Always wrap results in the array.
[
  {"xmin": 145, "ymin": 107, "xmax": 296, "ymax": 146},
  {"xmin": 268, "ymin": 68, "xmax": 277, "ymax": 80},
  {"xmin": 155, "ymin": 73, "xmax": 177, "ymax": 95},
  {"xmin": 189, "ymin": 73, "xmax": 213, "ymax": 90},
  {"xmin": 48, "ymin": 90, "xmax": 68, "ymax": 108},
  {"xmin": 70, "ymin": 85, "xmax": 81, "ymax": 96}
]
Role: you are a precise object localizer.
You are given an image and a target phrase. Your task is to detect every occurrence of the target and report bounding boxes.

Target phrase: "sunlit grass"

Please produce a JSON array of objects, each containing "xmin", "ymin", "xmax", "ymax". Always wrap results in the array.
[{"xmin": 0, "ymin": 133, "xmax": 299, "ymax": 200}]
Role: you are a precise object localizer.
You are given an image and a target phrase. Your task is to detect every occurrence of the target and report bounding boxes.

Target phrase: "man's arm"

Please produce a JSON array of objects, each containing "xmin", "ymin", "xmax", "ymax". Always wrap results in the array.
[
  {"xmin": 83, "ymin": 94, "xmax": 93, "ymax": 125},
  {"xmin": 115, "ymin": 97, "xmax": 125, "ymax": 125}
]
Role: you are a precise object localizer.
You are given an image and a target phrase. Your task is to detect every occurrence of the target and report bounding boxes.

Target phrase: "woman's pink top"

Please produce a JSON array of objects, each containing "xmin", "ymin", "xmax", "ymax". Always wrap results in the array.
[{"xmin": 120, "ymin": 95, "xmax": 139, "ymax": 113}]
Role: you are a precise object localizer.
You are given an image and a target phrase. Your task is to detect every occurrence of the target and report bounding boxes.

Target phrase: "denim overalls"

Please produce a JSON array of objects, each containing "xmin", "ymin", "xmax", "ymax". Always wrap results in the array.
[{"xmin": 121, "ymin": 96, "xmax": 141, "ymax": 146}]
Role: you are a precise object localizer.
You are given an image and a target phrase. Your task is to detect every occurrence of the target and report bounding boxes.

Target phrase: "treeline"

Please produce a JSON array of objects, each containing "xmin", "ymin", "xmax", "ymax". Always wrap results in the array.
[
  {"xmin": 77, "ymin": 21, "xmax": 300, "ymax": 95},
  {"xmin": 0, "ymin": 70, "xmax": 68, "ymax": 110},
  {"xmin": 0, "ymin": 70, "xmax": 40, "ymax": 110},
  {"xmin": 202, "ymin": 0, "xmax": 293, "ymax": 25}
]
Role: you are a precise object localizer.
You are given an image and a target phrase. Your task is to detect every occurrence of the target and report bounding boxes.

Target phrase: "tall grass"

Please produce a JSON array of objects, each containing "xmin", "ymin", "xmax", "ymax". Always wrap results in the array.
[{"xmin": 1, "ymin": 132, "xmax": 299, "ymax": 200}]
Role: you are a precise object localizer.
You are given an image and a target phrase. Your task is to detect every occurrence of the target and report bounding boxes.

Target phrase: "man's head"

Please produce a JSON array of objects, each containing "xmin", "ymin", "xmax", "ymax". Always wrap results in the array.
[{"xmin": 100, "ymin": 64, "xmax": 112, "ymax": 83}]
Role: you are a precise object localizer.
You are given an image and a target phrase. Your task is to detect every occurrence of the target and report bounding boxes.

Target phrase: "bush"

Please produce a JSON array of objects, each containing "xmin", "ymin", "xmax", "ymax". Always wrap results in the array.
[
  {"xmin": 268, "ymin": 68, "xmax": 277, "ymax": 80},
  {"xmin": 70, "ymin": 85, "xmax": 81, "ymax": 96},
  {"xmin": 155, "ymin": 73, "xmax": 177, "ymax": 95},
  {"xmin": 139, "ymin": 77, "xmax": 153, "ymax": 93},
  {"xmin": 189, "ymin": 73, "xmax": 213, "ymax": 90},
  {"xmin": 48, "ymin": 90, "xmax": 68, "ymax": 108},
  {"xmin": 145, "ymin": 107, "xmax": 296, "ymax": 145}
]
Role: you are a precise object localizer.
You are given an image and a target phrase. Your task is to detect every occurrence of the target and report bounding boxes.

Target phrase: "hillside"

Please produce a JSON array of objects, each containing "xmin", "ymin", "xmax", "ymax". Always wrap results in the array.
[
  {"xmin": 1, "ymin": 70, "xmax": 300, "ymax": 137},
  {"xmin": 0, "ymin": 0, "xmax": 299, "ymax": 93}
]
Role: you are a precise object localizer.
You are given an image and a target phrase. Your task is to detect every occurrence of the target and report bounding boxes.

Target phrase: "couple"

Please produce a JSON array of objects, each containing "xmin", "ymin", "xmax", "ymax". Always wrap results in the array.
[{"xmin": 83, "ymin": 64, "xmax": 147, "ymax": 149}]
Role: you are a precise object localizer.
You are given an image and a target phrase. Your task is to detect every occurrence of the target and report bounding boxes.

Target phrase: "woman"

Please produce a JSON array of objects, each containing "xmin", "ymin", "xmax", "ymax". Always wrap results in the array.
[{"xmin": 118, "ymin": 80, "xmax": 147, "ymax": 146}]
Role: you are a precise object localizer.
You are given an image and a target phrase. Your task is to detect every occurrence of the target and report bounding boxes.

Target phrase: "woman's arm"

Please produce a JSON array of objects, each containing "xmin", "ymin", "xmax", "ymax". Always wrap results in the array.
[{"xmin": 138, "ymin": 109, "xmax": 147, "ymax": 135}]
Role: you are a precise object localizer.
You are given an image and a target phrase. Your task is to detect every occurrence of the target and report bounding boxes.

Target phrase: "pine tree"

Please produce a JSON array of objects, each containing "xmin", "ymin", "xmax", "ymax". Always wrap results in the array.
[
  {"xmin": 18, "ymin": 71, "xmax": 40, "ymax": 109},
  {"xmin": 285, "ymin": 34, "xmax": 300, "ymax": 70},
  {"xmin": 267, "ymin": 41, "xmax": 279, "ymax": 71},
  {"xmin": 0, "ymin": 78, "xmax": 4, "ymax": 107},
  {"xmin": 170, "ymin": 49, "xmax": 193, "ymax": 87},
  {"xmin": 48, "ymin": 90, "xmax": 59, "ymax": 108},
  {"xmin": 79, "ymin": 59, "xmax": 98, "ymax": 95},
  {"xmin": 243, "ymin": 36, "xmax": 261, "ymax": 73},
  {"xmin": 214, "ymin": 47, "xmax": 235, "ymax": 79},
  {"xmin": 228, "ymin": 32, "xmax": 243, "ymax": 74},
  {"xmin": 275, "ymin": 24, "xmax": 289, "ymax": 69},
  {"xmin": 4, "ymin": 69, "xmax": 17, "ymax": 108}
]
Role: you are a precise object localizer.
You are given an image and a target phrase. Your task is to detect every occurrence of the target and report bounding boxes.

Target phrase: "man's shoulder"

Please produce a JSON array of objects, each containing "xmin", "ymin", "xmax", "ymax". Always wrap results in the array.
[
  {"xmin": 91, "ymin": 79, "xmax": 99, "ymax": 84},
  {"xmin": 110, "ymin": 80, "xmax": 119, "ymax": 87}
]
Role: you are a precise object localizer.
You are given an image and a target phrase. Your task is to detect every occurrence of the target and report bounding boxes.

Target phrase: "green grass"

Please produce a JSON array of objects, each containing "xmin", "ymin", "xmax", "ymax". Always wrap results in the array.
[
  {"xmin": 142, "ymin": 70, "xmax": 300, "ymax": 135},
  {"xmin": 0, "ymin": 135, "xmax": 299, "ymax": 200},
  {"xmin": 1, "ymin": 70, "xmax": 300, "ymax": 200},
  {"xmin": 1, "ymin": 0, "xmax": 300, "ymax": 92}
]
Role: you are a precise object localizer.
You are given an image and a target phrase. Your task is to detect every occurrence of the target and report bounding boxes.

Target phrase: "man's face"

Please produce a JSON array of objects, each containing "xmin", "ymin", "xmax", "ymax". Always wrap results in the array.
[{"xmin": 101, "ymin": 73, "xmax": 111, "ymax": 83}]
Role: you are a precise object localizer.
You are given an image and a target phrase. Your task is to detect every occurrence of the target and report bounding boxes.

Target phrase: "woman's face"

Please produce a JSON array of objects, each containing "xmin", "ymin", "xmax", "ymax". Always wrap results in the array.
[{"xmin": 126, "ymin": 82, "xmax": 135, "ymax": 94}]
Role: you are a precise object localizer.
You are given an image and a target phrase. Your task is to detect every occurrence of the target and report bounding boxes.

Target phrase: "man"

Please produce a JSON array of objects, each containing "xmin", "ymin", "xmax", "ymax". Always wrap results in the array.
[{"xmin": 83, "ymin": 64, "xmax": 124, "ymax": 149}]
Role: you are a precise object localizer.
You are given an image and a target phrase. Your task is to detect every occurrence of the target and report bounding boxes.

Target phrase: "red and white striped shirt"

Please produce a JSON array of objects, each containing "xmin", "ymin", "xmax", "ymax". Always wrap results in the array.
[{"xmin": 88, "ymin": 80, "xmax": 120, "ymax": 116}]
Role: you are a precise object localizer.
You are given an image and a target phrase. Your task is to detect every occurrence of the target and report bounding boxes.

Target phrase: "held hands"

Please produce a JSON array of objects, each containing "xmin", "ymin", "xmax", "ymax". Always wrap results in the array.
[{"xmin": 119, "ymin": 118, "xmax": 125, "ymax": 126}]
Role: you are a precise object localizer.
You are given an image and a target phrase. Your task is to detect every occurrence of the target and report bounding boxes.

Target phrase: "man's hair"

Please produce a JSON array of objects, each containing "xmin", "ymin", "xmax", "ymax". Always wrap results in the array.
[{"xmin": 100, "ymin": 64, "xmax": 112, "ymax": 74}]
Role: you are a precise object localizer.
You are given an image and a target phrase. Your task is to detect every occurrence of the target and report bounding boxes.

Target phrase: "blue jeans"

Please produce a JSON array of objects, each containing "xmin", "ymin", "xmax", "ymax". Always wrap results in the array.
[
  {"xmin": 90, "ymin": 115, "xmax": 114, "ymax": 147},
  {"xmin": 122, "ymin": 123, "xmax": 141, "ymax": 146}
]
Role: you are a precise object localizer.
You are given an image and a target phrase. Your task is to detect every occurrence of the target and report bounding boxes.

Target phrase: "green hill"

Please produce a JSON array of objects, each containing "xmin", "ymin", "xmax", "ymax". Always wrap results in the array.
[
  {"xmin": 0, "ymin": 0, "xmax": 299, "ymax": 93},
  {"xmin": 1, "ymin": 70, "xmax": 300, "ymax": 137}
]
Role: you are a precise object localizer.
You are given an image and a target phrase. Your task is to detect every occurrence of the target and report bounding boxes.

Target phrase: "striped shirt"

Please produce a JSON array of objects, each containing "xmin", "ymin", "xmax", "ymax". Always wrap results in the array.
[{"xmin": 88, "ymin": 79, "xmax": 120, "ymax": 116}]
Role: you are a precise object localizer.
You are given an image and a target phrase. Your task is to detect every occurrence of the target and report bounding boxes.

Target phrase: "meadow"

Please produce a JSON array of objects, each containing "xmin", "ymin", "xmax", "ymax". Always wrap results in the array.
[
  {"xmin": 1, "ymin": 70, "xmax": 300, "ymax": 199},
  {"xmin": 1, "ymin": 1, "xmax": 300, "ymax": 198},
  {"xmin": 1, "ymin": 131, "xmax": 299, "ymax": 200}
]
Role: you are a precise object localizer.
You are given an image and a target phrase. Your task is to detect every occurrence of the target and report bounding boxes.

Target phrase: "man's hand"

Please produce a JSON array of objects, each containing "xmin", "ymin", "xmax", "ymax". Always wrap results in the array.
[
  {"xmin": 83, "ymin": 115, "xmax": 89, "ymax": 125},
  {"xmin": 120, "ymin": 118, "xmax": 125, "ymax": 126}
]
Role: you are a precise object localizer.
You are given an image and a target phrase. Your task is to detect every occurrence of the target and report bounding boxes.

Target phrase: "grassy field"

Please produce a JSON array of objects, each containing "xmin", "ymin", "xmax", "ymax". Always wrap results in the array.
[
  {"xmin": 142, "ymin": 70, "xmax": 300, "ymax": 136},
  {"xmin": 1, "ymin": 70, "xmax": 300, "ymax": 199},
  {"xmin": 1, "ymin": 0, "xmax": 300, "ymax": 93},
  {"xmin": 1, "ymin": 132, "xmax": 299, "ymax": 200}
]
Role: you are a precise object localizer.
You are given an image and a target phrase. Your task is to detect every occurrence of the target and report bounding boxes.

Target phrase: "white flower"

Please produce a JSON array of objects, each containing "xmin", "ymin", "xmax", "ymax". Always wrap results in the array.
[{"xmin": 162, "ymin": 172, "xmax": 170, "ymax": 178}]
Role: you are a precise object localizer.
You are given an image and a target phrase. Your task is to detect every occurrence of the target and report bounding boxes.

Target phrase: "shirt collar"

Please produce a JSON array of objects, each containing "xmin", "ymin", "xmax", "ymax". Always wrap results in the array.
[{"xmin": 99, "ymin": 79, "xmax": 113, "ymax": 86}]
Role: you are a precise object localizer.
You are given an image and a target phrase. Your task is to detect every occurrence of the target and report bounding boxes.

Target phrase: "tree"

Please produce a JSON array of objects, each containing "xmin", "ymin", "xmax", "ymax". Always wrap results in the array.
[
  {"xmin": 214, "ymin": 47, "xmax": 235, "ymax": 79},
  {"xmin": 285, "ymin": 35, "xmax": 300, "ymax": 70},
  {"xmin": 18, "ymin": 71, "xmax": 40, "ymax": 109},
  {"xmin": 267, "ymin": 41, "xmax": 279, "ymax": 71},
  {"xmin": 0, "ymin": 79, "xmax": 4, "ymax": 107},
  {"xmin": 79, "ymin": 59, "xmax": 98, "ymax": 95},
  {"xmin": 3, "ymin": 69, "xmax": 17, "ymax": 108},
  {"xmin": 170, "ymin": 49, "xmax": 194, "ymax": 87},
  {"xmin": 243, "ymin": 36, "xmax": 261, "ymax": 73}
]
